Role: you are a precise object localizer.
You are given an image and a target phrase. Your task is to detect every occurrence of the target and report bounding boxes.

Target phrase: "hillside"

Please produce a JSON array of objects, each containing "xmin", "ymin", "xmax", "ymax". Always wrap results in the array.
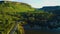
[
  {"xmin": 39, "ymin": 6, "xmax": 60, "ymax": 11},
  {"xmin": 0, "ymin": 1, "xmax": 35, "ymax": 34},
  {"xmin": 39, "ymin": 6, "xmax": 60, "ymax": 14},
  {"xmin": 0, "ymin": 1, "xmax": 35, "ymax": 13}
]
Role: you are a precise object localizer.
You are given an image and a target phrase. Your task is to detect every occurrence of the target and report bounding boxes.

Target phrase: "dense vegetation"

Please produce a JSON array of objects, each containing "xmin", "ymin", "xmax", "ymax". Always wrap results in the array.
[
  {"xmin": 0, "ymin": 1, "xmax": 60, "ymax": 34},
  {"xmin": 19, "ymin": 12, "xmax": 60, "ymax": 29},
  {"xmin": 0, "ymin": 1, "xmax": 35, "ymax": 34}
]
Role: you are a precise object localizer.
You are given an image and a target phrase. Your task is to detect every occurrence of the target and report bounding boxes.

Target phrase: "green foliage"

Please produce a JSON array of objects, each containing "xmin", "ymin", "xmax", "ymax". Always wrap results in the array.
[
  {"xmin": 16, "ymin": 12, "xmax": 54, "ymax": 29},
  {"xmin": 0, "ymin": 1, "xmax": 55, "ymax": 34}
]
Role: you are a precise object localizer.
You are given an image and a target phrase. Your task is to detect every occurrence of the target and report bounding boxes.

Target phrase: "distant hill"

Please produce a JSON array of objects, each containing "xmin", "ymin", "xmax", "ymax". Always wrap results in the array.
[
  {"xmin": 38, "ymin": 6, "xmax": 60, "ymax": 14},
  {"xmin": 39, "ymin": 6, "xmax": 60, "ymax": 11}
]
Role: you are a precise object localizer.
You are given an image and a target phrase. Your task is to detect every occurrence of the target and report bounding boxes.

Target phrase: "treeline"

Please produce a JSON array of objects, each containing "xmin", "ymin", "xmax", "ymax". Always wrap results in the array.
[{"xmin": 18, "ymin": 12, "xmax": 60, "ymax": 30}]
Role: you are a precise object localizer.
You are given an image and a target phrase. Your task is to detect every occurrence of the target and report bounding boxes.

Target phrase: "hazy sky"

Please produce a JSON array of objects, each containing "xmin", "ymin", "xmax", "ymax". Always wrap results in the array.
[{"xmin": 0, "ymin": 0, "xmax": 60, "ymax": 8}]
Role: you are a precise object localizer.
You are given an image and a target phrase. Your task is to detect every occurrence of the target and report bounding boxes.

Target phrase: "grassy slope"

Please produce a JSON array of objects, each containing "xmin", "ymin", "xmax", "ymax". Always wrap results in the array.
[{"xmin": 0, "ymin": 1, "xmax": 35, "ymax": 12}]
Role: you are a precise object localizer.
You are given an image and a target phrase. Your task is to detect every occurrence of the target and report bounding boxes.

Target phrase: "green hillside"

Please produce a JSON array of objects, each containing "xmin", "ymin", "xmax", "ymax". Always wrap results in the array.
[
  {"xmin": 0, "ymin": 1, "xmax": 35, "ymax": 12},
  {"xmin": 0, "ymin": 1, "xmax": 35, "ymax": 34}
]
